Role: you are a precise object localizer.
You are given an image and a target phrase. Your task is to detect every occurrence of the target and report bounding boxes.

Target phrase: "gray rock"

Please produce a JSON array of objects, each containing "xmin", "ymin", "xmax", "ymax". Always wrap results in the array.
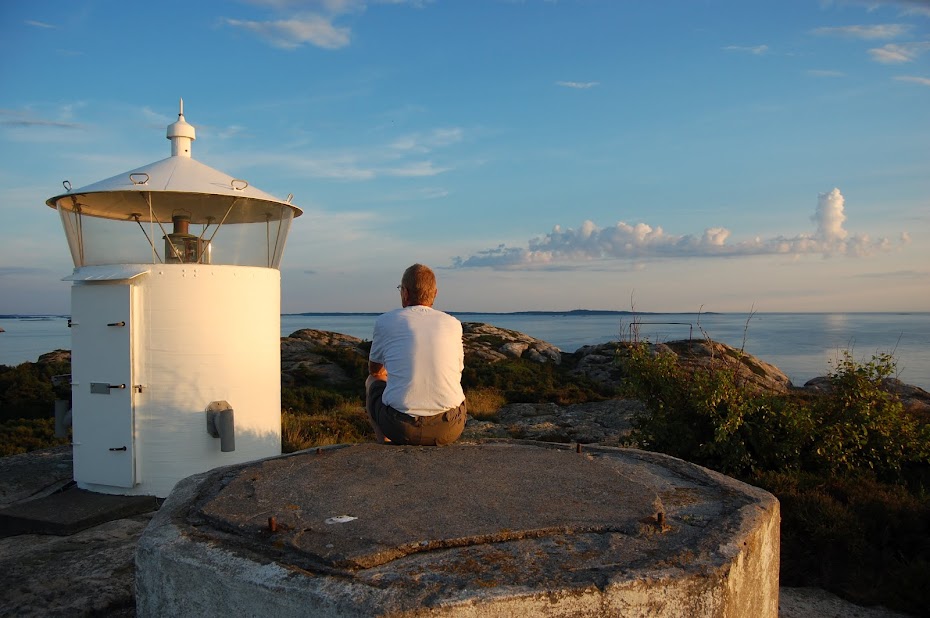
[
  {"xmin": 463, "ymin": 398, "xmax": 645, "ymax": 446},
  {"xmin": 572, "ymin": 339, "xmax": 793, "ymax": 394},
  {"xmin": 0, "ymin": 514, "xmax": 152, "ymax": 617},
  {"xmin": 462, "ymin": 322, "xmax": 562, "ymax": 365}
]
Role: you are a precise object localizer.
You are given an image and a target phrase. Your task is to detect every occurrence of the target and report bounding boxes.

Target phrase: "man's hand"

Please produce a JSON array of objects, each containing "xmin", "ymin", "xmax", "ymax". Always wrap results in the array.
[{"xmin": 369, "ymin": 361, "xmax": 388, "ymax": 382}]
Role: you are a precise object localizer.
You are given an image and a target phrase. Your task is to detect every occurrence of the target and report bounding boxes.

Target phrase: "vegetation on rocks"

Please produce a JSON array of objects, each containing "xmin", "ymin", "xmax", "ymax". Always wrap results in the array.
[{"xmin": 622, "ymin": 340, "xmax": 930, "ymax": 615}]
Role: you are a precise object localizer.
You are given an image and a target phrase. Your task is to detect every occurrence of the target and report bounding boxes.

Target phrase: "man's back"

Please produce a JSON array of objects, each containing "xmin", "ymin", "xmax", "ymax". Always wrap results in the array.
[{"xmin": 370, "ymin": 305, "xmax": 464, "ymax": 416}]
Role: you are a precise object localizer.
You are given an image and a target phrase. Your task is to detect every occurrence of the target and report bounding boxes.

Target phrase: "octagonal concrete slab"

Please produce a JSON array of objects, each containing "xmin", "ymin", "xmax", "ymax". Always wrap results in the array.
[{"xmin": 136, "ymin": 441, "xmax": 779, "ymax": 617}]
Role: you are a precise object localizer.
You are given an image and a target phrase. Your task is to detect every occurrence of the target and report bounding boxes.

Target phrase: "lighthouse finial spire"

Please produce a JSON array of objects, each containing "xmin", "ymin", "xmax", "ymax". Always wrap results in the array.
[{"xmin": 167, "ymin": 98, "xmax": 196, "ymax": 157}]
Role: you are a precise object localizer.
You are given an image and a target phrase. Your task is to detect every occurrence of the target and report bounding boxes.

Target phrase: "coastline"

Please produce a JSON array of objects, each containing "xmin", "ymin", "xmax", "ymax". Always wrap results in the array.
[{"xmin": 2, "ymin": 312, "xmax": 929, "ymax": 390}]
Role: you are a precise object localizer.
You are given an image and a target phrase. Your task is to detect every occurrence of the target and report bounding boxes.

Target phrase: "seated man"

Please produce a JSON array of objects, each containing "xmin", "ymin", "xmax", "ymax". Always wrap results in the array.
[{"xmin": 365, "ymin": 263, "xmax": 467, "ymax": 446}]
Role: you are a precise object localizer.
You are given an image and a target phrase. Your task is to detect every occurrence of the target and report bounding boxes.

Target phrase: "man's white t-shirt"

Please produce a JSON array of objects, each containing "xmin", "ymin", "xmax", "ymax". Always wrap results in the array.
[{"xmin": 369, "ymin": 305, "xmax": 465, "ymax": 416}]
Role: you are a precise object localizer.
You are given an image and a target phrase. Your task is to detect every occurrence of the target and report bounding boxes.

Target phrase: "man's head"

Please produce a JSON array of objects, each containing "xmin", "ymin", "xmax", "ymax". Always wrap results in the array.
[{"xmin": 400, "ymin": 263, "xmax": 437, "ymax": 307}]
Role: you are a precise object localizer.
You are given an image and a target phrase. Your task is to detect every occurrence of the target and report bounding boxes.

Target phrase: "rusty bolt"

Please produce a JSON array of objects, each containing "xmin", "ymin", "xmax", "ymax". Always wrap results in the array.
[
  {"xmin": 576, "ymin": 443, "xmax": 582, "ymax": 454},
  {"xmin": 268, "ymin": 516, "xmax": 277, "ymax": 533},
  {"xmin": 656, "ymin": 512, "xmax": 665, "ymax": 526}
]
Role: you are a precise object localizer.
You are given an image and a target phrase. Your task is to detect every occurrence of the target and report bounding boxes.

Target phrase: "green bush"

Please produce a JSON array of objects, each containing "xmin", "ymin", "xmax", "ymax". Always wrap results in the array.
[
  {"xmin": 624, "ymin": 342, "xmax": 815, "ymax": 475},
  {"xmin": 756, "ymin": 470, "xmax": 930, "ymax": 613},
  {"xmin": 624, "ymin": 343, "xmax": 930, "ymax": 482},
  {"xmin": 0, "ymin": 418, "xmax": 69, "ymax": 457},
  {"xmin": 0, "ymin": 360, "xmax": 71, "ymax": 422},
  {"xmin": 810, "ymin": 351, "xmax": 930, "ymax": 481},
  {"xmin": 622, "ymin": 340, "xmax": 930, "ymax": 615}
]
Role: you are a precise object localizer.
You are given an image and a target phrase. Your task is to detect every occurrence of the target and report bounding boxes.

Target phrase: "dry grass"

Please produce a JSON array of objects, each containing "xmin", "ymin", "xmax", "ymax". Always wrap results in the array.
[
  {"xmin": 281, "ymin": 401, "xmax": 371, "ymax": 453},
  {"xmin": 465, "ymin": 387, "xmax": 506, "ymax": 421}
]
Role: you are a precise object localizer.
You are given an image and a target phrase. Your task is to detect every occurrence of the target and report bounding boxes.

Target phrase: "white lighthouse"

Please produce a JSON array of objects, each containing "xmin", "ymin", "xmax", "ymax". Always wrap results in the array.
[{"xmin": 45, "ymin": 101, "xmax": 302, "ymax": 498}]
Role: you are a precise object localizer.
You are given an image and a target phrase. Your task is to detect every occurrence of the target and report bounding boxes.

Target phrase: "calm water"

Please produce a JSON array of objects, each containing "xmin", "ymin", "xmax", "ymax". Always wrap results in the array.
[{"xmin": 2, "ymin": 313, "xmax": 928, "ymax": 390}]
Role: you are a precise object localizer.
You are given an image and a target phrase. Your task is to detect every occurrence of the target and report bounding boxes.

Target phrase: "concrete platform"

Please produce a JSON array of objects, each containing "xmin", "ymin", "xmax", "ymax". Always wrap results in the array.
[
  {"xmin": 136, "ymin": 441, "xmax": 780, "ymax": 617},
  {"xmin": 0, "ymin": 486, "xmax": 158, "ymax": 537}
]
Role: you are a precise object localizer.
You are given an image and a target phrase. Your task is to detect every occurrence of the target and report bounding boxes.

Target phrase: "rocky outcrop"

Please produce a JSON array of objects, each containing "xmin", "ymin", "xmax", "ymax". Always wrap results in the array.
[
  {"xmin": 464, "ymin": 399, "xmax": 645, "ymax": 446},
  {"xmin": 280, "ymin": 329, "xmax": 364, "ymax": 386},
  {"xmin": 570, "ymin": 339, "xmax": 793, "ymax": 394},
  {"xmin": 461, "ymin": 322, "xmax": 562, "ymax": 364}
]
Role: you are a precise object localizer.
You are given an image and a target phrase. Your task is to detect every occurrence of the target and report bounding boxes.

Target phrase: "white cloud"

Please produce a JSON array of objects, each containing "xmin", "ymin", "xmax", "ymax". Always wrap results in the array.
[
  {"xmin": 868, "ymin": 42, "xmax": 930, "ymax": 63},
  {"xmin": 555, "ymin": 81, "xmax": 600, "ymax": 89},
  {"xmin": 224, "ymin": 0, "xmax": 427, "ymax": 49},
  {"xmin": 241, "ymin": 130, "xmax": 456, "ymax": 180},
  {"xmin": 224, "ymin": 16, "xmax": 350, "ymax": 49},
  {"xmin": 894, "ymin": 75, "xmax": 930, "ymax": 85},
  {"xmin": 25, "ymin": 20, "xmax": 56, "ymax": 29},
  {"xmin": 452, "ymin": 189, "xmax": 904, "ymax": 269},
  {"xmin": 813, "ymin": 187, "xmax": 848, "ymax": 242},
  {"xmin": 390, "ymin": 128, "xmax": 463, "ymax": 152},
  {"xmin": 723, "ymin": 45, "xmax": 769, "ymax": 55},
  {"xmin": 898, "ymin": 2, "xmax": 930, "ymax": 17},
  {"xmin": 812, "ymin": 24, "xmax": 910, "ymax": 39}
]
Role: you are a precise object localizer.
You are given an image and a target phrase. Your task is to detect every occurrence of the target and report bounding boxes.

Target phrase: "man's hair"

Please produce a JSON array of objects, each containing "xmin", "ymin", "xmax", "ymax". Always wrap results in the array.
[{"xmin": 401, "ymin": 263, "xmax": 437, "ymax": 306}]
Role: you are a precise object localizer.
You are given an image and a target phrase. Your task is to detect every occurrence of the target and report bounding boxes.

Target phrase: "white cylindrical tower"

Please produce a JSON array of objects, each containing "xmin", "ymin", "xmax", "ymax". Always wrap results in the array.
[{"xmin": 46, "ymin": 101, "xmax": 302, "ymax": 498}]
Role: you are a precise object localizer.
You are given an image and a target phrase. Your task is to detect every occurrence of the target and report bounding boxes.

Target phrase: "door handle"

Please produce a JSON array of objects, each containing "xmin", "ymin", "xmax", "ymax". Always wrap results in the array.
[{"xmin": 90, "ymin": 383, "xmax": 127, "ymax": 394}]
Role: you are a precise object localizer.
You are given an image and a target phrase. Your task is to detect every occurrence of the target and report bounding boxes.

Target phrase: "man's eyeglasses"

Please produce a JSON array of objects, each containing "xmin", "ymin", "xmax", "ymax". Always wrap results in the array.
[{"xmin": 396, "ymin": 285, "xmax": 403, "ymax": 290}]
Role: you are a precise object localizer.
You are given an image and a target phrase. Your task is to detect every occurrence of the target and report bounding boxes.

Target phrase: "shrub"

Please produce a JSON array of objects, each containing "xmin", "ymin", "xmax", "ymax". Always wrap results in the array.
[
  {"xmin": 624, "ymin": 342, "xmax": 930, "ymax": 482},
  {"xmin": 624, "ymin": 342, "xmax": 814, "ymax": 475},
  {"xmin": 0, "ymin": 418, "xmax": 69, "ymax": 457},
  {"xmin": 808, "ymin": 351, "xmax": 930, "ymax": 482},
  {"xmin": 0, "ymin": 360, "xmax": 71, "ymax": 422},
  {"xmin": 622, "ymin": 340, "xmax": 930, "ymax": 615},
  {"xmin": 756, "ymin": 470, "xmax": 930, "ymax": 614}
]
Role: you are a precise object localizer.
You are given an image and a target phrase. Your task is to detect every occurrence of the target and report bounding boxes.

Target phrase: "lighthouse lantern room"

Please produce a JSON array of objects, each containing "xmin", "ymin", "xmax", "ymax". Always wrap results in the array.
[{"xmin": 45, "ymin": 101, "xmax": 302, "ymax": 498}]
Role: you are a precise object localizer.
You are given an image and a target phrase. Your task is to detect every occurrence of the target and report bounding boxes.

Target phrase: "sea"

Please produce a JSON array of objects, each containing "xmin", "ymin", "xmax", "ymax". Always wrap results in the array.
[{"xmin": 1, "ymin": 312, "xmax": 928, "ymax": 390}]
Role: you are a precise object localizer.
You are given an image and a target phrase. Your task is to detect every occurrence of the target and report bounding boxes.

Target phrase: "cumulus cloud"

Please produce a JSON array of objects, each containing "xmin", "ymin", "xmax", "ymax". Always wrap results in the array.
[
  {"xmin": 452, "ymin": 189, "xmax": 903, "ymax": 269},
  {"xmin": 556, "ymin": 81, "xmax": 600, "ymax": 89},
  {"xmin": 812, "ymin": 24, "xmax": 910, "ymax": 39},
  {"xmin": 723, "ymin": 44, "xmax": 769, "ymax": 55}
]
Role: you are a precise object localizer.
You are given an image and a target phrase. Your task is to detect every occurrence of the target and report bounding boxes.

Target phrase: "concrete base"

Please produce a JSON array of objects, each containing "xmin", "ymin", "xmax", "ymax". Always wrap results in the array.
[
  {"xmin": 0, "ymin": 486, "xmax": 158, "ymax": 537},
  {"xmin": 136, "ymin": 441, "xmax": 780, "ymax": 617}
]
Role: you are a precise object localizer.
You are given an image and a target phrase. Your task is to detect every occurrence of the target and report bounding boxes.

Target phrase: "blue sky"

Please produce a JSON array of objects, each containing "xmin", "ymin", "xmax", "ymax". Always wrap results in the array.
[{"xmin": 1, "ymin": 0, "xmax": 928, "ymax": 314}]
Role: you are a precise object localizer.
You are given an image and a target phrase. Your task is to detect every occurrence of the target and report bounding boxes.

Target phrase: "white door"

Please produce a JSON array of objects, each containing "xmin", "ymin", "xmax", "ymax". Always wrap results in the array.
[{"xmin": 71, "ymin": 283, "xmax": 136, "ymax": 488}]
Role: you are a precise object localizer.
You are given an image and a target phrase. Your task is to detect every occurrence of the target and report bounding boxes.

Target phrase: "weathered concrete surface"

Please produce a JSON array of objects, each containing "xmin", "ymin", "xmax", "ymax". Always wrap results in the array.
[
  {"xmin": 0, "ymin": 488, "xmax": 158, "ymax": 537},
  {"xmin": 1, "ymin": 512, "xmax": 153, "ymax": 617},
  {"xmin": 136, "ymin": 441, "xmax": 781, "ymax": 617}
]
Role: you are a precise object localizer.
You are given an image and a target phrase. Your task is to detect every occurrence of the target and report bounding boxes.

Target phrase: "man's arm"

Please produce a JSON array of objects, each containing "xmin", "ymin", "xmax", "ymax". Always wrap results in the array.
[{"xmin": 369, "ymin": 361, "xmax": 387, "ymax": 381}]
